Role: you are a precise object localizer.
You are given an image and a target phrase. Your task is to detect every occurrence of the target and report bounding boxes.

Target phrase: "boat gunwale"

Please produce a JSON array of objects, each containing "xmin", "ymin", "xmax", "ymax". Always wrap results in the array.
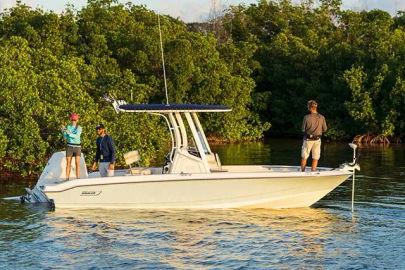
[{"xmin": 43, "ymin": 169, "xmax": 352, "ymax": 193}]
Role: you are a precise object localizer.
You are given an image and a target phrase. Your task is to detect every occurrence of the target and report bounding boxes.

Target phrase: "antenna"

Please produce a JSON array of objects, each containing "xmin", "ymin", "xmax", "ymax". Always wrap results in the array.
[
  {"xmin": 210, "ymin": 0, "xmax": 219, "ymax": 34},
  {"xmin": 158, "ymin": 13, "xmax": 169, "ymax": 105}
]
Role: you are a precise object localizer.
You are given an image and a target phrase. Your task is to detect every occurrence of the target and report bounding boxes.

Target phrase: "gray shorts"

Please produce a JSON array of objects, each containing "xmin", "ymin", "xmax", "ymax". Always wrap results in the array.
[
  {"xmin": 66, "ymin": 146, "xmax": 81, "ymax": 157},
  {"xmin": 301, "ymin": 139, "xmax": 321, "ymax": 160}
]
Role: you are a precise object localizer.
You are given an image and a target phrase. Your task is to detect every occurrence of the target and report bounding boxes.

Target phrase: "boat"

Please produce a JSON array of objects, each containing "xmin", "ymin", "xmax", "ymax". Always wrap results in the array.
[
  {"xmin": 14, "ymin": 14, "xmax": 359, "ymax": 210},
  {"xmin": 18, "ymin": 99, "xmax": 359, "ymax": 209}
]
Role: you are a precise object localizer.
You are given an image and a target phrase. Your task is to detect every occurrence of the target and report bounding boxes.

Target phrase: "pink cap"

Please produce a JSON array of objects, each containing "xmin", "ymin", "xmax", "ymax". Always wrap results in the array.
[{"xmin": 70, "ymin": 113, "xmax": 79, "ymax": 121}]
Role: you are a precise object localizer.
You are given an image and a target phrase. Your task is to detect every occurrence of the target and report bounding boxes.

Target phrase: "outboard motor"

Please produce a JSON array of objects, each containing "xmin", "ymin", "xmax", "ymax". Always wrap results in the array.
[{"xmin": 21, "ymin": 151, "xmax": 88, "ymax": 204}]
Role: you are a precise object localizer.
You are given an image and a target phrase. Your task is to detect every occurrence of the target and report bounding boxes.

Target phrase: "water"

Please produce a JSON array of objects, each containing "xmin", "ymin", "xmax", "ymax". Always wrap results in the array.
[{"xmin": 1, "ymin": 139, "xmax": 404, "ymax": 269}]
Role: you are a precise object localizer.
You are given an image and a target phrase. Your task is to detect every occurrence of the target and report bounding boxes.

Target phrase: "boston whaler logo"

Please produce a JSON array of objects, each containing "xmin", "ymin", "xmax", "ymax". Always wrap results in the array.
[{"xmin": 81, "ymin": 190, "xmax": 102, "ymax": 196}]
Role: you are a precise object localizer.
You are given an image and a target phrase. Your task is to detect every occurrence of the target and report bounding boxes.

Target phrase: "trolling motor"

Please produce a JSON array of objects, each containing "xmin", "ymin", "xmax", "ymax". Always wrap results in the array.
[
  {"xmin": 339, "ymin": 143, "xmax": 361, "ymax": 212},
  {"xmin": 349, "ymin": 143, "xmax": 360, "ymax": 212},
  {"xmin": 349, "ymin": 143, "xmax": 359, "ymax": 166},
  {"xmin": 339, "ymin": 143, "xmax": 360, "ymax": 171}
]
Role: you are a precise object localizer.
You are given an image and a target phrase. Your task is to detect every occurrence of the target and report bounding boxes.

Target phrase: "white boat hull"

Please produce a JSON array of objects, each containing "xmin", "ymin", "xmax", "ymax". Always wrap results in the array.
[
  {"xmin": 41, "ymin": 172, "xmax": 350, "ymax": 209},
  {"xmin": 21, "ymin": 152, "xmax": 354, "ymax": 209}
]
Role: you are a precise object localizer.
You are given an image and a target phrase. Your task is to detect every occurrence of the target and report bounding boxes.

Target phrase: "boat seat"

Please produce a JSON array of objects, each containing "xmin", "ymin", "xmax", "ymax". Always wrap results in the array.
[{"xmin": 124, "ymin": 150, "xmax": 151, "ymax": 175}]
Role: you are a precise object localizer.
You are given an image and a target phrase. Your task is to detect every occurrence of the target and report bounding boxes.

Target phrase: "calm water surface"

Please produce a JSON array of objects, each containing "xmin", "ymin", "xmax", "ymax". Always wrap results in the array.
[{"xmin": 0, "ymin": 139, "xmax": 404, "ymax": 269}]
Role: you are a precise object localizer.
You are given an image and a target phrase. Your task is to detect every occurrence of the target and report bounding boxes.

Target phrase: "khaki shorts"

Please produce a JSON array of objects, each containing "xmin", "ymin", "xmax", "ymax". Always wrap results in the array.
[{"xmin": 301, "ymin": 139, "xmax": 321, "ymax": 160}]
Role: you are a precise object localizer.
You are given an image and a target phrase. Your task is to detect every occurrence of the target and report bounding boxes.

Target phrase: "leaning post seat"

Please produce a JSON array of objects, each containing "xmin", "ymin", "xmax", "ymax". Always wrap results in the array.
[{"xmin": 123, "ymin": 150, "xmax": 151, "ymax": 175}]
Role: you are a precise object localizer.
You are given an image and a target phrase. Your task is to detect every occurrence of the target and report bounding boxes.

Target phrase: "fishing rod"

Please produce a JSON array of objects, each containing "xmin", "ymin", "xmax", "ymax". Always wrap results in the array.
[{"xmin": 157, "ymin": 13, "xmax": 169, "ymax": 105}]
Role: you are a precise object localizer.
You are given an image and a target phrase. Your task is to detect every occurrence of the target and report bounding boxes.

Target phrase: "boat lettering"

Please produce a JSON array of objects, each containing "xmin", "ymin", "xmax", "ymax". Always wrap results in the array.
[{"xmin": 81, "ymin": 191, "xmax": 102, "ymax": 196}]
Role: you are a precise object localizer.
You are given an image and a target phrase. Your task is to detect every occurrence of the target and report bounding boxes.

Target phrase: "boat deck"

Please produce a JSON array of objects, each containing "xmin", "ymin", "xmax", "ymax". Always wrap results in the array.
[{"xmin": 84, "ymin": 165, "xmax": 334, "ymax": 179}]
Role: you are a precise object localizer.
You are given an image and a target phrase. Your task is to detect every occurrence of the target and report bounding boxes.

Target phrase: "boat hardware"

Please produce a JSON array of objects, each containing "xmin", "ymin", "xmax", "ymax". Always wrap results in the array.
[{"xmin": 349, "ymin": 143, "xmax": 359, "ymax": 212}]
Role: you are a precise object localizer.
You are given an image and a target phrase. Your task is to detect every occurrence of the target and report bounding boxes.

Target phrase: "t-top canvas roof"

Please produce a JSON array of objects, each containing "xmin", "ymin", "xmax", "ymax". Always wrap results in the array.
[{"xmin": 118, "ymin": 103, "xmax": 231, "ymax": 113}]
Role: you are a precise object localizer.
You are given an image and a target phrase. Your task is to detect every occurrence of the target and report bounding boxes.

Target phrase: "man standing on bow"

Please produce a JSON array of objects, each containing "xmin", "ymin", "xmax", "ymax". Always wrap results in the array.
[
  {"xmin": 92, "ymin": 124, "xmax": 116, "ymax": 177},
  {"xmin": 301, "ymin": 100, "xmax": 327, "ymax": 172}
]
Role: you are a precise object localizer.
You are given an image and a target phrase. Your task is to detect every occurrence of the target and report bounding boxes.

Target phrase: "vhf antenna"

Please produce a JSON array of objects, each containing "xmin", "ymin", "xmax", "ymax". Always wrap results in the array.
[{"xmin": 158, "ymin": 13, "xmax": 169, "ymax": 105}]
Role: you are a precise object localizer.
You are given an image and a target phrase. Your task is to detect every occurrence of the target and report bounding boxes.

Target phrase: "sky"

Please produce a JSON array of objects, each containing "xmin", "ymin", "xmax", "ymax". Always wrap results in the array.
[{"xmin": 0, "ymin": 0, "xmax": 404, "ymax": 22}]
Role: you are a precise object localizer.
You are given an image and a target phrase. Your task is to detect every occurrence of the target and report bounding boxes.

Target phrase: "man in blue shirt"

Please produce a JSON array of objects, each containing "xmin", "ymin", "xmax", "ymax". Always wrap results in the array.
[{"xmin": 92, "ymin": 124, "xmax": 116, "ymax": 177}]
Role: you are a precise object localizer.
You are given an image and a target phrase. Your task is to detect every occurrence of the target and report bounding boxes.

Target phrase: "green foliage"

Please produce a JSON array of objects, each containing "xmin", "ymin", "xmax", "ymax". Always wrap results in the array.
[
  {"xmin": 343, "ymin": 66, "xmax": 375, "ymax": 128},
  {"xmin": 220, "ymin": 0, "xmax": 405, "ymax": 140},
  {"xmin": 0, "ymin": 0, "xmax": 265, "ymax": 175},
  {"xmin": 0, "ymin": 128, "xmax": 9, "ymax": 158},
  {"xmin": 1, "ymin": 0, "xmax": 405, "ymax": 175}
]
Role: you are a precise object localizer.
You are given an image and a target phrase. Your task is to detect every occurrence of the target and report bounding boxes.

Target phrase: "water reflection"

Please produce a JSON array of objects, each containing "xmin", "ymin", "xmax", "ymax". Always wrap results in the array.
[
  {"xmin": 1, "ymin": 140, "xmax": 404, "ymax": 269},
  {"xmin": 39, "ymin": 207, "xmax": 353, "ymax": 269},
  {"xmin": 212, "ymin": 141, "xmax": 273, "ymax": 165}
]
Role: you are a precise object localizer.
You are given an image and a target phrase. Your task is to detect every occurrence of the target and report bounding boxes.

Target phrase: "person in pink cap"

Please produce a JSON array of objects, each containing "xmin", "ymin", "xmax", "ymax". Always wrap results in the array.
[{"xmin": 61, "ymin": 113, "xmax": 82, "ymax": 180}]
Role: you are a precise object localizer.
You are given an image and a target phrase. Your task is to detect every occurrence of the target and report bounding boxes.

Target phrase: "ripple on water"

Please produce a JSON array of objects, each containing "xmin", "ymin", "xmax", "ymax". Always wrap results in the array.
[
  {"xmin": 1, "ymin": 141, "xmax": 405, "ymax": 269},
  {"xmin": 0, "ymin": 201, "xmax": 403, "ymax": 269}
]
